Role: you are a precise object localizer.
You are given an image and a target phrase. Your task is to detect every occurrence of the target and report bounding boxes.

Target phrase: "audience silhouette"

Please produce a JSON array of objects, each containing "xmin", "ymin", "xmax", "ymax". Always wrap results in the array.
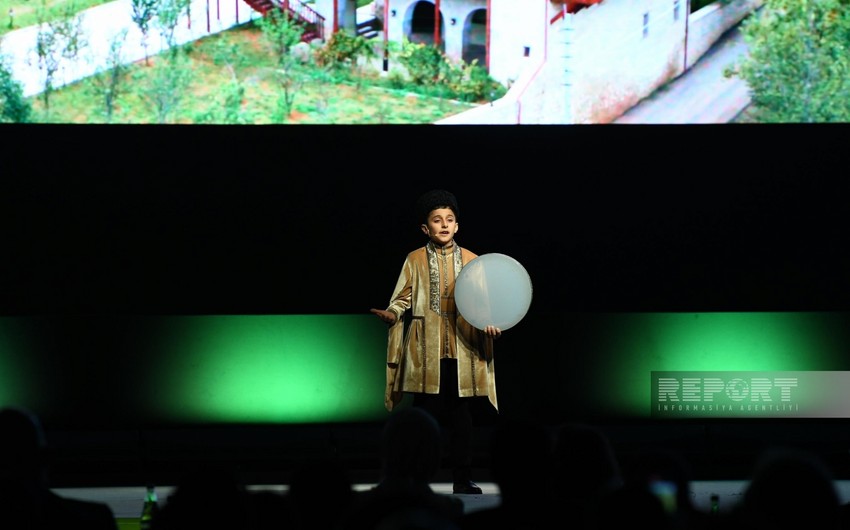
[
  {"xmin": 371, "ymin": 506, "xmax": 461, "ymax": 530},
  {"xmin": 149, "ymin": 464, "xmax": 252, "ymax": 530},
  {"xmin": 727, "ymin": 445, "xmax": 844, "ymax": 530},
  {"xmin": 0, "ymin": 405, "xmax": 119, "ymax": 530},
  {"xmin": 286, "ymin": 455, "xmax": 354, "ymax": 530},
  {"xmin": 595, "ymin": 479, "xmax": 673, "ymax": 530},
  {"xmin": 549, "ymin": 422, "xmax": 624, "ymax": 530},
  {"xmin": 620, "ymin": 448, "xmax": 717, "ymax": 530},
  {"xmin": 459, "ymin": 417, "xmax": 554, "ymax": 530},
  {"xmin": 341, "ymin": 406, "xmax": 465, "ymax": 530},
  {"xmin": 7, "ymin": 405, "xmax": 850, "ymax": 530}
]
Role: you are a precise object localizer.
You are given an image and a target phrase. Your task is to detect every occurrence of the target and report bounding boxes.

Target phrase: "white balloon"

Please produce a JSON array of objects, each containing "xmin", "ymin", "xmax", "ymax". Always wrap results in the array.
[{"xmin": 455, "ymin": 253, "xmax": 533, "ymax": 331}]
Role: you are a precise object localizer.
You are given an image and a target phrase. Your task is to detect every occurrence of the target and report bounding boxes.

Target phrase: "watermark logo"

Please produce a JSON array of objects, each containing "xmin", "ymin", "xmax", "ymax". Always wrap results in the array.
[{"xmin": 651, "ymin": 371, "xmax": 812, "ymax": 417}]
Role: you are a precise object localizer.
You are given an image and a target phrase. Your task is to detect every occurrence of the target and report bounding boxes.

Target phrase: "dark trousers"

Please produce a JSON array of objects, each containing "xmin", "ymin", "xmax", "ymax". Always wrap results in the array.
[{"xmin": 412, "ymin": 358, "xmax": 474, "ymax": 484}]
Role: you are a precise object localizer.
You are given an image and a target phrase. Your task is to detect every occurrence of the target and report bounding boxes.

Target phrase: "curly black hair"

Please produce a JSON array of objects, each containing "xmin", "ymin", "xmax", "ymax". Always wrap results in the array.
[{"xmin": 415, "ymin": 189, "xmax": 459, "ymax": 224}]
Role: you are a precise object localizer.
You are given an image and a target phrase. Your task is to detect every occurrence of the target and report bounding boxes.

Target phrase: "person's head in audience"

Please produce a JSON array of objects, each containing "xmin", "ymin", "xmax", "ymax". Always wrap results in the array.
[
  {"xmin": 552, "ymin": 422, "xmax": 623, "ymax": 501},
  {"xmin": 623, "ymin": 448, "xmax": 714, "ymax": 530},
  {"xmin": 0, "ymin": 406, "xmax": 50, "ymax": 491},
  {"xmin": 151, "ymin": 465, "xmax": 250, "ymax": 530},
  {"xmin": 340, "ymin": 407, "xmax": 464, "ymax": 530},
  {"xmin": 487, "ymin": 417, "xmax": 553, "ymax": 507},
  {"xmin": 595, "ymin": 481, "xmax": 672, "ymax": 530},
  {"xmin": 287, "ymin": 456, "xmax": 353, "ymax": 530},
  {"xmin": 381, "ymin": 406, "xmax": 443, "ymax": 483},
  {"xmin": 0, "ymin": 405, "xmax": 119, "ymax": 530},
  {"xmin": 735, "ymin": 446, "xmax": 842, "ymax": 530}
]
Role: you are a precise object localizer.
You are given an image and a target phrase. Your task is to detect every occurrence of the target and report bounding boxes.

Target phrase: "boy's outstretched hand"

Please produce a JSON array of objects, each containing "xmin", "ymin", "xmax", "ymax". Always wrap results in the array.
[
  {"xmin": 370, "ymin": 308, "xmax": 397, "ymax": 325},
  {"xmin": 484, "ymin": 325, "xmax": 502, "ymax": 339}
]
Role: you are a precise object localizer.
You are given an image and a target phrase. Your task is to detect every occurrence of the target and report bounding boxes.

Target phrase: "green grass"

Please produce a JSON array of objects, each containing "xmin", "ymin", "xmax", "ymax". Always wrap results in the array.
[
  {"xmin": 1, "ymin": 0, "xmax": 113, "ymax": 37},
  {"xmin": 28, "ymin": 23, "xmax": 478, "ymax": 124},
  {"xmin": 7, "ymin": 0, "xmax": 484, "ymax": 124}
]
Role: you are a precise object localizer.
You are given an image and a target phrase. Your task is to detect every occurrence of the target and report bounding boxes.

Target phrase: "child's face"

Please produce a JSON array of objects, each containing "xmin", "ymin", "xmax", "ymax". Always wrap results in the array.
[{"xmin": 421, "ymin": 207, "xmax": 458, "ymax": 246}]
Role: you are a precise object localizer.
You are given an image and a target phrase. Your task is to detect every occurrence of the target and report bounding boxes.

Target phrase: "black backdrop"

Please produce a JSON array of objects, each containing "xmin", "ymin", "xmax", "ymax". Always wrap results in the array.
[
  {"xmin": 3, "ymin": 123, "xmax": 849, "ymax": 483},
  {"xmin": 4, "ymin": 123, "xmax": 847, "ymax": 316}
]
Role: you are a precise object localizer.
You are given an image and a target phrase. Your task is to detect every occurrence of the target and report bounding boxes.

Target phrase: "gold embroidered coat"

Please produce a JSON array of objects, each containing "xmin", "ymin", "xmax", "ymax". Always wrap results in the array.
[{"xmin": 383, "ymin": 240, "xmax": 498, "ymax": 412}]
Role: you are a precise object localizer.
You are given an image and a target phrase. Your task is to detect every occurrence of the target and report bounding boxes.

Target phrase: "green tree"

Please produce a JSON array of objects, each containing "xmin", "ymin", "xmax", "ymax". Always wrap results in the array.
[
  {"xmin": 33, "ymin": 0, "xmax": 87, "ymax": 114},
  {"xmin": 269, "ymin": 59, "xmax": 304, "ymax": 122},
  {"xmin": 392, "ymin": 39, "xmax": 505, "ymax": 103},
  {"xmin": 156, "ymin": 0, "xmax": 192, "ymax": 52},
  {"xmin": 256, "ymin": 9, "xmax": 306, "ymax": 120},
  {"xmin": 445, "ymin": 59, "xmax": 507, "ymax": 103},
  {"xmin": 396, "ymin": 38, "xmax": 448, "ymax": 86},
  {"xmin": 0, "ymin": 53, "xmax": 32, "ymax": 122},
  {"xmin": 136, "ymin": 47, "xmax": 192, "ymax": 123},
  {"xmin": 316, "ymin": 31, "xmax": 375, "ymax": 68},
  {"xmin": 194, "ymin": 36, "xmax": 251, "ymax": 124},
  {"xmin": 131, "ymin": 0, "xmax": 158, "ymax": 65},
  {"xmin": 733, "ymin": 0, "xmax": 850, "ymax": 122},
  {"xmin": 256, "ymin": 7, "xmax": 304, "ymax": 68},
  {"xmin": 87, "ymin": 28, "xmax": 129, "ymax": 122},
  {"xmin": 314, "ymin": 30, "xmax": 376, "ymax": 91}
]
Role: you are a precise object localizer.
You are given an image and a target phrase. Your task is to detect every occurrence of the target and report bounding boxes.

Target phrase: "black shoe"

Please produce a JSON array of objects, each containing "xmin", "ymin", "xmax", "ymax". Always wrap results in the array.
[{"xmin": 453, "ymin": 481, "xmax": 483, "ymax": 495}]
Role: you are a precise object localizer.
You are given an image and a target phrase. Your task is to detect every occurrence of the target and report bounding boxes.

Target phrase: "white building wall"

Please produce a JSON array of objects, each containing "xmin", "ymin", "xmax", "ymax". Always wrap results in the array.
[
  {"xmin": 509, "ymin": 7, "xmax": 575, "ymax": 124},
  {"xmin": 439, "ymin": 0, "xmax": 486, "ymax": 62},
  {"xmin": 385, "ymin": 0, "xmax": 416, "ymax": 43},
  {"xmin": 313, "ymin": 0, "xmax": 332, "ymax": 38},
  {"xmin": 568, "ymin": 0, "xmax": 686, "ymax": 123},
  {"xmin": 436, "ymin": 2, "xmax": 568, "ymax": 125},
  {"xmin": 438, "ymin": 0, "xmax": 762, "ymax": 125},
  {"xmin": 381, "ymin": 0, "xmax": 485, "ymax": 63},
  {"xmin": 487, "ymin": 0, "xmax": 547, "ymax": 87}
]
